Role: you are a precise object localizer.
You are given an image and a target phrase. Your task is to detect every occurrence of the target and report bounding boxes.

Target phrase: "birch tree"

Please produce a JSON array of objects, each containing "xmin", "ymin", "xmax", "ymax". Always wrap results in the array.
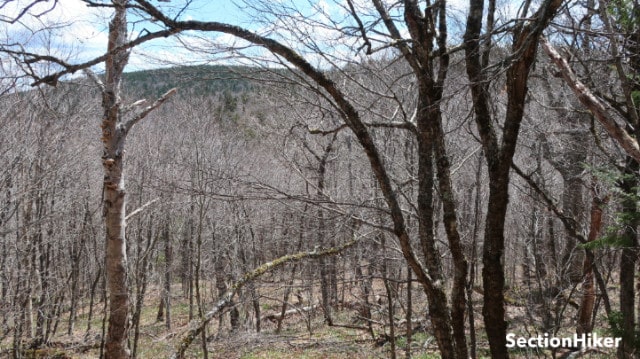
[{"xmin": 2, "ymin": 1, "xmax": 175, "ymax": 357}]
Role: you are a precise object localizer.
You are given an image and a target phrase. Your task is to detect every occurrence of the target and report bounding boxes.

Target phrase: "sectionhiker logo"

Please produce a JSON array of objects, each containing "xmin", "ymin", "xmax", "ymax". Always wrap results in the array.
[{"xmin": 506, "ymin": 333, "xmax": 622, "ymax": 349}]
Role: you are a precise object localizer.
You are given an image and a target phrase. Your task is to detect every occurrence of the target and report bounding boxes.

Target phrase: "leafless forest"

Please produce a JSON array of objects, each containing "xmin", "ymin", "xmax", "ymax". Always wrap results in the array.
[{"xmin": 1, "ymin": 0, "xmax": 639, "ymax": 358}]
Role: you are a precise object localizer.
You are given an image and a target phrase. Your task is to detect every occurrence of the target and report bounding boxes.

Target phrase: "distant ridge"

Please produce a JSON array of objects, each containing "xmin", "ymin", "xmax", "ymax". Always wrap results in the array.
[{"xmin": 122, "ymin": 65, "xmax": 257, "ymax": 98}]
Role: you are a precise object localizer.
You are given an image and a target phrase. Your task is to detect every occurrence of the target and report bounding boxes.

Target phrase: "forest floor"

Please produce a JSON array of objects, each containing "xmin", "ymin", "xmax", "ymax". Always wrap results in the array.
[
  {"xmin": 2, "ymin": 284, "xmax": 440, "ymax": 358},
  {"xmin": 1, "ymin": 282, "xmax": 619, "ymax": 358}
]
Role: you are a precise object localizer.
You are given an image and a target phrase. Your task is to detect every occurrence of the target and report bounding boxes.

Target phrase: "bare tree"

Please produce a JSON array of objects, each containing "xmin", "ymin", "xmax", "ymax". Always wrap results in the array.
[
  {"xmin": 2, "ymin": 1, "xmax": 175, "ymax": 357},
  {"xmin": 541, "ymin": 1, "xmax": 640, "ymax": 356},
  {"xmin": 3, "ymin": 1, "xmax": 638, "ymax": 358},
  {"xmin": 130, "ymin": 1, "xmax": 472, "ymax": 357},
  {"xmin": 463, "ymin": 0, "xmax": 565, "ymax": 355}
]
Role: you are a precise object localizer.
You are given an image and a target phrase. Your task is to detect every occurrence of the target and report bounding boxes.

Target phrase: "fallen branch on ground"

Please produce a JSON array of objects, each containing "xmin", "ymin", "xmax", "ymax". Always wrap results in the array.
[{"xmin": 170, "ymin": 238, "xmax": 359, "ymax": 359}]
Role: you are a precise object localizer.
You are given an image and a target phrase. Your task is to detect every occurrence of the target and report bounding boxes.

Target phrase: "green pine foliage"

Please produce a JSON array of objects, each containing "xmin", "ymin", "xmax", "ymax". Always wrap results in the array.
[
  {"xmin": 607, "ymin": 0, "xmax": 640, "ymax": 32},
  {"xmin": 580, "ymin": 167, "xmax": 640, "ymax": 250}
]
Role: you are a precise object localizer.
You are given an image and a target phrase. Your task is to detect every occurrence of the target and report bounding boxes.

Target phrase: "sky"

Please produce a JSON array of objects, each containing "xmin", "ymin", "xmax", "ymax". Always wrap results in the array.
[
  {"xmin": 1, "ymin": 0, "xmax": 253, "ymax": 71},
  {"xmin": 0, "ymin": 0, "xmax": 527, "ymax": 77}
]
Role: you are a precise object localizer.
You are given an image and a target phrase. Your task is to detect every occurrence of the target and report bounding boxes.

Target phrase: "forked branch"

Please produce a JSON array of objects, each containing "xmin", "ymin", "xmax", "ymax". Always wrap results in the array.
[{"xmin": 123, "ymin": 87, "xmax": 177, "ymax": 133}]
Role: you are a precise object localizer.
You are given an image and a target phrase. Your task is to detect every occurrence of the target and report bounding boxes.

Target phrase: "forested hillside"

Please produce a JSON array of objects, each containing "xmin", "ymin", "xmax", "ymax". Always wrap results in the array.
[
  {"xmin": 1, "ymin": 1, "xmax": 639, "ymax": 359},
  {"xmin": 122, "ymin": 65, "xmax": 254, "ymax": 97}
]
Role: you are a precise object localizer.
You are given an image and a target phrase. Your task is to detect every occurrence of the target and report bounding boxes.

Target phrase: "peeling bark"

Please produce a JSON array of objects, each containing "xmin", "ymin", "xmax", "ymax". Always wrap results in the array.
[
  {"xmin": 540, "ymin": 37, "xmax": 640, "ymax": 163},
  {"xmin": 101, "ymin": 3, "xmax": 131, "ymax": 358}
]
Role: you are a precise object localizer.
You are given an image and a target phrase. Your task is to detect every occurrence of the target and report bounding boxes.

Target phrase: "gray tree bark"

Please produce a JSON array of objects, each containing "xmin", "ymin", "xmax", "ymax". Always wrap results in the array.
[{"xmin": 96, "ymin": 2, "xmax": 175, "ymax": 357}]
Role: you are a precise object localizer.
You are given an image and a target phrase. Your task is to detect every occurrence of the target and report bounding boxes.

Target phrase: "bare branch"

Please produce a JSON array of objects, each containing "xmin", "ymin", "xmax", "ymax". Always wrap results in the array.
[
  {"xmin": 124, "ymin": 198, "xmax": 160, "ymax": 222},
  {"xmin": 308, "ymin": 124, "xmax": 349, "ymax": 136},
  {"xmin": 371, "ymin": 0, "xmax": 420, "ymax": 72},
  {"xmin": 345, "ymin": 0, "xmax": 372, "ymax": 55},
  {"xmin": 123, "ymin": 87, "xmax": 177, "ymax": 133},
  {"xmin": 540, "ymin": 36, "xmax": 640, "ymax": 163},
  {"xmin": 0, "ymin": 27, "xmax": 179, "ymax": 86},
  {"xmin": 308, "ymin": 121, "xmax": 415, "ymax": 136},
  {"xmin": 511, "ymin": 162, "xmax": 586, "ymax": 243},
  {"xmin": 0, "ymin": 0, "xmax": 58, "ymax": 24}
]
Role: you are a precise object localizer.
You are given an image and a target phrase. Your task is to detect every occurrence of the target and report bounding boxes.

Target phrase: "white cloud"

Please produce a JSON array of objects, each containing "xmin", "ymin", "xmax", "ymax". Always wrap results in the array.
[
  {"xmin": 2, "ymin": 0, "xmax": 110, "ymax": 69},
  {"xmin": 0, "ymin": 0, "xmax": 537, "ymax": 79}
]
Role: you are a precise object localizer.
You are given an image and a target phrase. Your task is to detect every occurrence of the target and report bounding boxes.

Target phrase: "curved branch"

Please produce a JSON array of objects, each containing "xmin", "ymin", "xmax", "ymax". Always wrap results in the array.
[
  {"xmin": 1, "ymin": 27, "xmax": 179, "ymax": 86},
  {"xmin": 133, "ymin": 0, "xmax": 434, "ymax": 292},
  {"xmin": 0, "ymin": 0, "xmax": 58, "ymax": 24}
]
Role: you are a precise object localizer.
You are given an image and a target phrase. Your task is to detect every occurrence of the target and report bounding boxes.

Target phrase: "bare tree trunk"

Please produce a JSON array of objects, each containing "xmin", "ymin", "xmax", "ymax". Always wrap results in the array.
[
  {"xmin": 99, "ymin": 271, "xmax": 108, "ymax": 359},
  {"xmin": 618, "ymin": 160, "xmax": 638, "ymax": 359},
  {"xmin": 99, "ymin": 2, "xmax": 132, "ymax": 357},
  {"xmin": 464, "ymin": 1, "xmax": 564, "ymax": 356},
  {"xmin": 85, "ymin": 267, "xmax": 102, "ymax": 339},
  {"xmin": 186, "ymin": 205, "xmax": 195, "ymax": 321},
  {"xmin": 13, "ymin": 266, "xmax": 25, "ymax": 359},
  {"xmin": 467, "ymin": 151, "xmax": 483, "ymax": 359},
  {"xmin": 49, "ymin": 289, "xmax": 65, "ymax": 340},
  {"xmin": 212, "ymin": 228, "xmax": 233, "ymax": 335},
  {"xmin": 276, "ymin": 213, "xmax": 303, "ymax": 334},
  {"xmin": 354, "ymin": 247, "xmax": 374, "ymax": 339},
  {"xmin": 194, "ymin": 199, "xmax": 208, "ymax": 359},
  {"xmin": 156, "ymin": 293, "xmax": 164, "ymax": 322},
  {"xmin": 379, "ymin": 233, "xmax": 397, "ymax": 359},
  {"xmin": 158, "ymin": 220, "xmax": 172, "ymax": 329},
  {"xmin": 15, "ymin": 173, "xmax": 35, "ymax": 357},
  {"xmin": 304, "ymin": 135, "xmax": 336, "ymax": 326},
  {"xmin": 432, "ymin": 115, "xmax": 469, "ymax": 359},
  {"xmin": 319, "ymin": 257, "xmax": 333, "ymax": 325},
  {"xmin": 415, "ymin": 102, "xmax": 460, "ymax": 358},
  {"xmin": 69, "ymin": 203, "xmax": 89, "ymax": 335},
  {"xmin": 34, "ymin": 173, "xmax": 50, "ymax": 347},
  {"xmin": 97, "ymin": 3, "xmax": 174, "ymax": 357},
  {"xmin": 132, "ymin": 214, "xmax": 158, "ymax": 358},
  {"xmin": 241, "ymin": 206, "xmax": 262, "ymax": 333},
  {"xmin": 0, "ymin": 172, "xmax": 11, "ymax": 302},
  {"xmin": 577, "ymin": 194, "xmax": 607, "ymax": 335},
  {"xmin": 404, "ymin": 266, "xmax": 412, "ymax": 359},
  {"xmin": 180, "ymin": 218, "xmax": 192, "ymax": 297}
]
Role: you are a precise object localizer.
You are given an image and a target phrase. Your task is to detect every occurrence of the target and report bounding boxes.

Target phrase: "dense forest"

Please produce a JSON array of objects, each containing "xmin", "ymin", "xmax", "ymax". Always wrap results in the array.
[{"xmin": 0, "ymin": 0, "xmax": 639, "ymax": 358}]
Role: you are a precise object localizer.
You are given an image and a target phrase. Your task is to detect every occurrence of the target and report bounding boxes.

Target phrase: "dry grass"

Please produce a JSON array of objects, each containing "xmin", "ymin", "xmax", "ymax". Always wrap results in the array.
[{"xmin": 1, "ymin": 278, "xmax": 621, "ymax": 358}]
